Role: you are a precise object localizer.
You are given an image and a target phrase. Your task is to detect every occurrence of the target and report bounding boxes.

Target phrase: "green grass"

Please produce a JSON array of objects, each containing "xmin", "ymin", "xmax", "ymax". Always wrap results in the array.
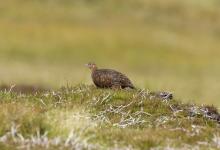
[
  {"xmin": 0, "ymin": 1, "xmax": 220, "ymax": 149},
  {"xmin": 0, "ymin": 85, "xmax": 219, "ymax": 149}
]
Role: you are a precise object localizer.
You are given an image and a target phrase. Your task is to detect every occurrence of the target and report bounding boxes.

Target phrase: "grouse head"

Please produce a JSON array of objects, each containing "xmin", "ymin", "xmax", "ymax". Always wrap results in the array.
[{"xmin": 85, "ymin": 62, "xmax": 97, "ymax": 71}]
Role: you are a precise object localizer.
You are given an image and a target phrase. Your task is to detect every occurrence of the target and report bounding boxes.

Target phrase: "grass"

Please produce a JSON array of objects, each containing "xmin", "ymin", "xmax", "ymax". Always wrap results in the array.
[
  {"xmin": 0, "ymin": 1, "xmax": 220, "ymax": 149},
  {"xmin": 0, "ymin": 85, "xmax": 219, "ymax": 149}
]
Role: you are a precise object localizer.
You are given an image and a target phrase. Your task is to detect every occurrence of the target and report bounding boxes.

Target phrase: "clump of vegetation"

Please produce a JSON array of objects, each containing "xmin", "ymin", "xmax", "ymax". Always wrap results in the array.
[{"xmin": 0, "ymin": 84, "xmax": 219, "ymax": 149}]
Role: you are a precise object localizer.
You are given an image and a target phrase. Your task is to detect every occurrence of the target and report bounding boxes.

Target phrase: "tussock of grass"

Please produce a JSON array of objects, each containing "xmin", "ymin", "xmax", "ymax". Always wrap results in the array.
[
  {"xmin": 0, "ymin": 84, "xmax": 219, "ymax": 149},
  {"xmin": 45, "ymin": 108, "xmax": 97, "ymax": 137}
]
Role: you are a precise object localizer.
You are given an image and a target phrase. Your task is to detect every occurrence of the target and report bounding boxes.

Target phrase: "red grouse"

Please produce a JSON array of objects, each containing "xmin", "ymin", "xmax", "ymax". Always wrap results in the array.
[{"xmin": 85, "ymin": 63, "xmax": 135, "ymax": 89}]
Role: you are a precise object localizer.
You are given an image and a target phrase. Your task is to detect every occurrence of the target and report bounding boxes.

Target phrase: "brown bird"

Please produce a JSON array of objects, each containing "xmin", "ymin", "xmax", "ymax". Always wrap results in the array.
[{"xmin": 85, "ymin": 62, "xmax": 135, "ymax": 89}]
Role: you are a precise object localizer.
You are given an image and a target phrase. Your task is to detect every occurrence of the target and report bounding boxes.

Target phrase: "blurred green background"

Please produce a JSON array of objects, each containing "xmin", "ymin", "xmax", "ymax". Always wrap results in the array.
[{"xmin": 0, "ymin": 0, "xmax": 220, "ymax": 106}]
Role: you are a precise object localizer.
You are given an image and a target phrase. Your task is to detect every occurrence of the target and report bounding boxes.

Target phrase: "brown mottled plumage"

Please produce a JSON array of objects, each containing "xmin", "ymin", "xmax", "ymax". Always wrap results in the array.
[{"xmin": 85, "ymin": 63, "xmax": 135, "ymax": 89}]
